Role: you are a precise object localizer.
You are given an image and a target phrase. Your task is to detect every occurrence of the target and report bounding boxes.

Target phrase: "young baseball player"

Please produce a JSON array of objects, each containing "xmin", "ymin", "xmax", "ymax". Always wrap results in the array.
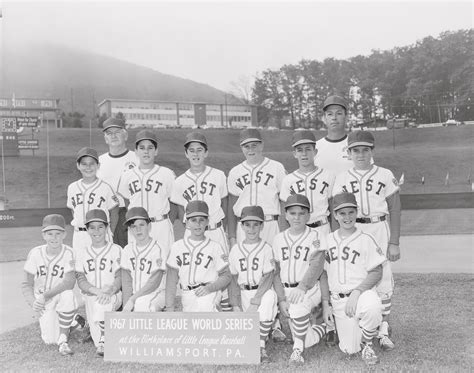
[
  {"xmin": 67, "ymin": 147, "xmax": 119, "ymax": 253},
  {"xmin": 321, "ymin": 192, "xmax": 385, "ymax": 366},
  {"xmin": 228, "ymin": 205, "xmax": 277, "ymax": 364},
  {"xmin": 117, "ymin": 130, "xmax": 176, "ymax": 254},
  {"xmin": 121, "ymin": 207, "xmax": 167, "ymax": 312},
  {"xmin": 332, "ymin": 130, "xmax": 401, "ymax": 351},
  {"xmin": 272, "ymin": 194, "xmax": 327, "ymax": 364},
  {"xmin": 75, "ymin": 209, "xmax": 122, "ymax": 356},
  {"xmin": 21, "ymin": 214, "xmax": 77, "ymax": 356},
  {"xmin": 165, "ymin": 200, "xmax": 231, "ymax": 312}
]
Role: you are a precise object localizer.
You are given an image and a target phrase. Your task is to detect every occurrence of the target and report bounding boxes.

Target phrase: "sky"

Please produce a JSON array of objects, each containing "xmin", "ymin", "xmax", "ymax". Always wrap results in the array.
[{"xmin": 0, "ymin": 0, "xmax": 472, "ymax": 91}]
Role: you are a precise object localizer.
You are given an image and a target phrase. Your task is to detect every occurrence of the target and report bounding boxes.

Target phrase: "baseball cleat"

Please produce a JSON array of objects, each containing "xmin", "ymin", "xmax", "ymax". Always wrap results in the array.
[
  {"xmin": 289, "ymin": 348, "xmax": 304, "ymax": 364},
  {"xmin": 271, "ymin": 328, "xmax": 287, "ymax": 343},
  {"xmin": 361, "ymin": 342, "xmax": 379, "ymax": 366},
  {"xmin": 58, "ymin": 342, "xmax": 73, "ymax": 356},
  {"xmin": 96, "ymin": 341, "xmax": 105, "ymax": 357},
  {"xmin": 379, "ymin": 335, "xmax": 395, "ymax": 351},
  {"xmin": 260, "ymin": 347, "xmax": 270, "ymax": 364},
  {"xmin": 70, "ymin": 314, "xmax": 86, "ymax": 331},
  {"xmin": 325, "ymin": 330, "xmax": 338, "ymax": 347}
]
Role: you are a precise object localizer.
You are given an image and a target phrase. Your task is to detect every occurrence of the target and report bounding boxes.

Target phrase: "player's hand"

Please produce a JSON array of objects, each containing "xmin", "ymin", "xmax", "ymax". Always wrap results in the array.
[
  {"xmin": 278, "ymin": 300, "xmax": 290, "ymax": 318},
  {"xmin": 345, "ymin": 291, "xmax": 360, "ymax": 318},
  {"xmin": 195, "ymin": 285, "xmax": 211, "ymax": 297},
  {"xmin": 33, "ymin": 294, "xmax": 46, "ymax": 313},
  {"xmin": 247, "ymin": 304, "xmax": 259, "ymax": 313},
  {"xmin": 387, "ymin": 244, "xmax": 401, "ymax": 262},
  {"xmin": 322, "ymin": 303, "xmax": 335, "ymax": 328},
  {"xmin": 287, "ymin": 288, "xmax": 305, "ymax": 304},
  {"xmin": 96, "ymin": 291, "xmax": 112, "ymax": 305},
  {"xmin": 233, "ymin": 306, "xmax": 243, "ymax": 312},
  {"xmin": 123, "ymin": 299, "xmax": 135, "ymax": 312}
]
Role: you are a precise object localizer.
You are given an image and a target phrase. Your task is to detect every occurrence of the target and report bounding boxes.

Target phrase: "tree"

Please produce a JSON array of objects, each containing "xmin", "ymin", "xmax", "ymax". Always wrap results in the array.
[{"xmin": 229, "ymin": 75, "xmax": 254, "ymax": 104}]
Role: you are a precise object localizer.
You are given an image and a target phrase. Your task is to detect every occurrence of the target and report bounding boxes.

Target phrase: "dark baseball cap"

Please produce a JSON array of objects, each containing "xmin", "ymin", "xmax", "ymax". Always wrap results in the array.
[
  {"xmin": 347, "ymin": 131, "xmax": 375, "ymax": 149},
  {"xmin": 76, "ymin": 147, "xmax": 99, "ymax": 163},
  {"xmin": 240, "ymin": 128, "xmax": 262, "ymax": 146},
  {"xmin": 333, "ymin": 193, "xmax": 358, "ymax": 211},
  {"xmin": 42, "ymin": 214, "xmax": 66, "ymax": 232},
  {"xmin": 323, "ymin": 95, "xmax": 348, "ymax": 111},
  {"xmin": 85, "ymin": 209, "xmax": 108, "ymax": 225},
  {"xmin": 124, "ymin": 207, "xmax": 151, "ymax": 225},
  {"xmin": 292, "ymin": 130, "xmax": 316, "ymax": 148},
  {"xmin": 102, "ymin": 117, "xmax": 126, "ymax": 132},
  {"xmin": 240, "ymin": 206, "xmax": 264, "ymax": 222},
  {"xmin": 185, "ymin": 200, "xmax": 209, "ymax": 219},
  {"xmin": 285, "ymin": 194, "xmax": 311, "ymax": 210},
  {"xmin": 184, "ymin": 132, "xmax": 208, "ymax": 148},
  {"xmin": 135, "ymin": 130, "xmax": 158, "ymax": 146}
]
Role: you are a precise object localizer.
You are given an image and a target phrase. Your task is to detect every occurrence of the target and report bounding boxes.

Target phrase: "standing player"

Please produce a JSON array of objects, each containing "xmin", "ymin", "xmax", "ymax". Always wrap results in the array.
[
  {"xmin": 75, "ymin": 209, "xmax": 122, "ymax": 356},
  {"xmin": 228, "ymin": 206, "xmax": 277, "ymax": 363},
  {"xmin": 21, "ymin": 214, "xmax": 77, "ymax": 356},
  {"xmin": 121, "ymin": 207, "xmax": 167, "ymax": 312},
  {"xmin": 165, "ymin": 201, "xmax": 231, "ymax": 312},
  {"xmin": 97, "ymin": 117, "xmax": 139, "ymax": 247},
  {"xmin": 332, "ymin": 130, "xmax": 401, "ymax": 351},
  {"xmin": 117, "ymin": 129, "xmax": 176, "ymax": 253},
  {"xmin": 272, "ymin": 194, "xmax": 327, "ymax": 364},
  {"xmin": 67, "ymin": 147, "xmax": 119, "ymax": 253},
  {"xmin": 321, "ymin": 192, "xmax": 385, "ymax": 366}
]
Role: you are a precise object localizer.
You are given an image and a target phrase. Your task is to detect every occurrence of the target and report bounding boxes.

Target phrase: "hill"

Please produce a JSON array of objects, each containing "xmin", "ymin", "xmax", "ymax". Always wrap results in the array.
[{"xmin": 0, "ymin": 43, "xmax": 237, "ymax": 119}]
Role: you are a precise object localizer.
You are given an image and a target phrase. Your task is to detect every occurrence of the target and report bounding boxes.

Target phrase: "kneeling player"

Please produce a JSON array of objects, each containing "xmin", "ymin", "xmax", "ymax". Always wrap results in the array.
[
  {"xmin": 21, "ymin": 214, "xmax": 77, "ymax": 356},
  {"xmin": 75, "ymin": 209, "xmax": 122, "ymax": 356},
  {"xmin": 121, "ymin": 207, "xmax": 167, "ymax": 312},
  {"xmin": 165, "ymin": 201, "xmax": 231, "ymax": 312},
  {"xmin": 228, "ymin": 206, "xmax": 277, "ymax": 364},
  {"xmin": 321, "ymin": 193, "xmax": 385, "ymax": 366}
]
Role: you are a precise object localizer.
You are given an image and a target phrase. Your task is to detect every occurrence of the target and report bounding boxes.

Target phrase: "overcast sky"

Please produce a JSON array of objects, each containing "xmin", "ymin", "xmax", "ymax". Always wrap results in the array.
[{"xmin": 1, "ymin": 1, "xmax": 472, "ymax": 91}]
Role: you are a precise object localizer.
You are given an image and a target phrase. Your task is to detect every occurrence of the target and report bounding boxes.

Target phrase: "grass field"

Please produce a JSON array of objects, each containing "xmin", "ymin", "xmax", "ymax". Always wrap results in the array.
[
  {"xmin": 1, "ymin": 125, "xmax": 473, "ymax": 208},
  {"xmin": 1, "ymin": 273, "xmax": 472, "ymax": 371}
]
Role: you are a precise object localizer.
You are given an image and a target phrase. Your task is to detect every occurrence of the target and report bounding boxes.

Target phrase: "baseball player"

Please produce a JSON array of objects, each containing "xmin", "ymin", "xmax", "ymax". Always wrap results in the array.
[
  {"xmin": 321, "ymin": 192, "xmax": 385, "ymax": 366},
  {"xmin": 165, "ymin": 201, "xmax": 231, "ymax": 312},
  {"xmin": 75, "ymin": 209, "xmax": 122, "ymax": 356},
  {"xmin": 21, "ymin": 214, "xmax": 77, "ymax": 356},
  {"xmin": 228, "ymin": 206, "xmax": 277, "ymax": 364},
  {"xmin": 67, "ymin": 147, "xmax": 119, "ymax": 253},
  {"xmin": 97, "ymin": 117, "xmax": 139, "ymax": 247},
  {"xmin": 332, "ymin": 130, "xmax": 401, "ymax": 351},
  {"xmin": 117, "ymin": 129, "xmax": 176, "ymax": 253},
  {"xmin": 272, "ymin": 194, "xmax": 327, "ymax": 364},
  {"xmin": 121, "ymin": 207, "xmax": 167, "ymax": 312}
]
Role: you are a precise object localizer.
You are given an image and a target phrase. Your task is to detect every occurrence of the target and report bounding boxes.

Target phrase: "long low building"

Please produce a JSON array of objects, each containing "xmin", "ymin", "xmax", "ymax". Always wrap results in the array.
[{"xmin": 98, "ymin": 98, "xmax": 258, "ymax": 129}]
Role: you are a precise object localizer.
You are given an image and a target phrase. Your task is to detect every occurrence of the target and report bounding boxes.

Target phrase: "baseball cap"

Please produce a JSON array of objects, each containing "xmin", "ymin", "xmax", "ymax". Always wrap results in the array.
[
  {"xmin": 333, "ymin": 193, "xmax": 358, "ymax": 211},
  {"xmin": 323, "ymin": 95, "xmax": 348, "ymax": 111},
  {"xmin": 185, "ymin": 200, "xmax": 209, "ymax": 219},
  {"xmin": 285, "ymin": 194, "xmax": 311, "ymax": 210},
  {"xmin": 124, "ymin": 207, "xmax": 151, "ymax": 225},
  {"xmin": 239, "ymin": 128, "xmax": 262, "ymax": 146},
  {"xmin": 76, "ymin": 147, "xmax": 99, "ymax": 163},
  {"xmin": 292, "ymin": 130, "xmax": 316, "ymax": 148},
  {"xmin": 240, "ymin": 206, "xmax": 264, "ymax": 222},
  {"xmin": 42, "ymin": 214, "xmax": 66, "ymax": 232},
  {"xmin": 135, "ymin": 130, "xmax": 158, "ymax": 146},
  {"xmin": 347, "ymin": 131, "xmax": 375, "ymax": 149},
  {"xmin": 102, "ymin": 117, "xmax": 126, "ymax": 132},
  {"xmin": 184, "ymin": 132, "xmax": 208, "ymax": 148},
  {"xmin": 85, "ymin": 209, "xmax": 108, "ymax": 225}
]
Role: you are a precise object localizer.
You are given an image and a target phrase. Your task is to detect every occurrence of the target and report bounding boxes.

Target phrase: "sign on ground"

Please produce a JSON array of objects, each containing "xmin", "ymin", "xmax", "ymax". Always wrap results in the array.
[{"xmin": 18, "ymin": 139, "xmax": 39, "ymax": 149}]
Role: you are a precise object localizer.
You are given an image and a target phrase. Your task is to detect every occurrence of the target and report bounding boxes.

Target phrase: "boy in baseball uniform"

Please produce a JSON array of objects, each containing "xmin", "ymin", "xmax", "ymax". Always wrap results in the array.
[
  {"xmin": 121, "ymin": 207, "xmax": 168, "ymax": 312},
  {"xmin": 67, "ymin": 147, "xmax": 119, "ymax": 253},
  {"xmin": 75, "ymin": 209, "xmax": 122, "ymax": 356},
  {"xmin": 332, "ymin": 130, "xmax": 401, "ymax": 351},
  {"xmin": 228, "ymin": 205, "xmax": 277, "ymax": 364},
  {"xmin": 165, "ymin": 201, "xmax": 231, "ymax": 312},
  {"xmin": 321, "ymin": 192, "xmax": 385, "ymax": 366},
  {"xmin": 272, "ymin": 194, "xmax": 327, "ymax": 364},
  {"xmin": 21, "ymin": 214, "xmax": 77, "ymax": 356}
]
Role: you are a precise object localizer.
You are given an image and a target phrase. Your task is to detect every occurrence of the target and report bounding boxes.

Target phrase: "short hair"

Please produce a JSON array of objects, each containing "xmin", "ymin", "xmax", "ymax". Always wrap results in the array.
[{"xmin": 184, "ymin": 141, "xmax": 208, "ymax": 152}]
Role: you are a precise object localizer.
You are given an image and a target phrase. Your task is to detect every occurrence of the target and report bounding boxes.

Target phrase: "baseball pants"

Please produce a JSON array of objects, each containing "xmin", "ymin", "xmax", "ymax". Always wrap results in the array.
[
  {"xmin": 181, "ymin": 289, "xmax": 222, "ymax": 312},
  {"xmin": 134, "ymin": 289, "xmax": 166, "ymax": 312},
  {"xmin": 84, "ymin": 293, "xmax": 122, "ymax": 347},
  {"xmin": 241, "ymin": 288, "xmax": 277, "ymax": 322}
]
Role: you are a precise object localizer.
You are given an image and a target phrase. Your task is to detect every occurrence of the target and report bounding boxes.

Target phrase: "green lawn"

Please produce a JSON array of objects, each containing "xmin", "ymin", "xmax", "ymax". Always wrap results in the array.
[{"xmin": 1, "ymin": 274, "xmax": 472, "ymax": 371}]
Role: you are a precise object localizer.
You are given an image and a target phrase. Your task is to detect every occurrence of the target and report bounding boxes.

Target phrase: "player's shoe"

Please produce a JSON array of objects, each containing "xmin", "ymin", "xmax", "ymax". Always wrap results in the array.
[
  {"xmin": 379, "ymin": 335, "xmax": 395, "ymax": 351},
  {"xmin": 260, "ymin": 347, "xmax": 270, "ymax": 364},
  {"xmin": 361, "ymin": 342, "xmax": 379, "ymax": 366},
  {"xmin": 325, "ymin": 329, "xmax": 338, "ymax": 347},
  {"xmin": 289, "ymin": 348, "xmax": 304, "ymax": 364},
  {"xmin": 58, "ymin": 342, "xmax": 73, "ymax": 356},
  {"xmin": 271, "ymin": 328, "xmax": 287, "ymax": 343},
  {"xmin": 70, "ymin": 314, "xmax": 86, "ymax": 331},
  {"xmin": 96, "ymin": 341, "xmax": 105, "ymax": 357}
]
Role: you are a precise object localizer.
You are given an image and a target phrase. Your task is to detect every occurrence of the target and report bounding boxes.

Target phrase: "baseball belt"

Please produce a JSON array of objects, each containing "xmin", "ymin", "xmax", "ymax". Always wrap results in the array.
[
  {"xmin": 76, "ymin": 227, "xmax": 87, "ymax": 232},
  {"xmin": 330, "ymin": 292, "xmax": 352, "ymax": 300},
  {"xmin": 240, "ymin": 284, "xmax": 259, "ymax": 291},
  {"xmin": 206, "ymin": 220, "xmax": 223, "ymax": 231},
  {"xmin": 356, "ymin": 215, "xmax": 386, "ymax": 224},
  {"xmin": 283, "ymin": 282, "xmax": 299, "ymax": 288},
  {"xmin": 264, "ymin": 214, "xmax": 279, "ymax": 222},
  {"xmin": 149, "ymin": 214, "xmax": 169, "ymax": 223},
  {"xmin": 182, "ymin": 283, "xmax": 209, "ymax": 291},
  {"xmin": 307, "ymin": 216, "xmax": 329, "ymax": 228}
]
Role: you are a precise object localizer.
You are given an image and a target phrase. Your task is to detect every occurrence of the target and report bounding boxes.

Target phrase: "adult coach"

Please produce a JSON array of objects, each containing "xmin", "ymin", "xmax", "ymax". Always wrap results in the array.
[{"xmin": 96, "ymin": 118, "xmax": 138, "ymax": 247}]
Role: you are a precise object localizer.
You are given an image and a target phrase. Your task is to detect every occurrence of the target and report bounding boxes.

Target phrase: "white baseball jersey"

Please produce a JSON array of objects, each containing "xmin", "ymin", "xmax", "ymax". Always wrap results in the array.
[
  {"xmin": 117, "ymin": 165, "xmax": 175, "ymax": 219},
  {"xmin": 314, "ymin": 136, "xmax": 352, "ymax": 174},
  {"xmin": 121, "ymin": 239, "xmax": 167, "ymax": 293},
  {"xmin": 167, "ymin": 237, "xmax": 228, "ymax": 288},
  {"xmin": 272, "ymin": 226, "xmax": 325, "ymax": 285},
  {"xmin": 67, "ymin": 178, "xmax": 119, "ymax": 229},
  {"xmin": 332, "ymin": 166, "xmax": 399, "ymax": 217},
  {"xmin": 75, "ymin": 242, "xmax": 122, "ymax": 289},
  {"xmin": 97, "ymin": 150, "xmax": 138, "ymax": 207},
  {"xmin": 280, "ymin": 167, "xmax": 335, "ymax": 223},
  {"xmin": 228, "ymin": 158, "xmax": 286, "ymax": 217},
  {"xmin": 24, "ymin": 244, "xmax": 75, "ymax": 296},
  {"xmin": 228, "ymin": 240, "xmax": 274, "ymax": 287},
  {"xmin": 171, "ymin": 166, "xmax": 227, "ymax": 226},
  {"xmin": 325, "ymin": 228, "xmax": 386, "ymax": 294}
]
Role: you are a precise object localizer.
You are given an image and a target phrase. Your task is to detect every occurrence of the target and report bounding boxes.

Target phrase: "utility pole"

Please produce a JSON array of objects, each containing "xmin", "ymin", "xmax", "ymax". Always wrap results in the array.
[{"xmin": 70, "ymin": 88, "xmax": 74, "ymax": 113}]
